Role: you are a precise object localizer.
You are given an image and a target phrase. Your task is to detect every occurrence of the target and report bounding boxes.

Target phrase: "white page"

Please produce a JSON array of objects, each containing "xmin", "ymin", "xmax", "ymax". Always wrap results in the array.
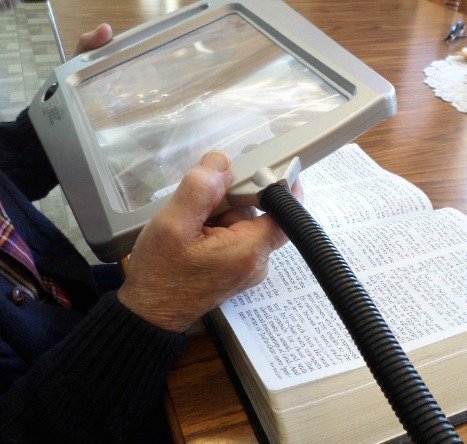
[
  {"xmin": 301, "ymin": 144, "xmax": 432, "ymax": 230},
  {"xmin": 220, "ymin": 208, "xmax": 467, "ymax": 390}
]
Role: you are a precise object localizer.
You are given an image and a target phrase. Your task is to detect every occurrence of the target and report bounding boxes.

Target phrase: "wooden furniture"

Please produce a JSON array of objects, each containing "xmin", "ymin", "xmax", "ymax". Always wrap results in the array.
[
  {"xmin": 47, "ymin": 0, "xmax": 467, "ymax": 441},
  {"xmin": 430, "ymin": 0, "xmax": 467, "ymax": 13}
]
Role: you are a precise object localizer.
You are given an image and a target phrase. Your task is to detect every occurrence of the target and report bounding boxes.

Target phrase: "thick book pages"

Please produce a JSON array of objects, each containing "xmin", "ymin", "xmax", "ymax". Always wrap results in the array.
[{"xmin": 211, "ymin": 144, "xmax": 467, "ymax": 443}]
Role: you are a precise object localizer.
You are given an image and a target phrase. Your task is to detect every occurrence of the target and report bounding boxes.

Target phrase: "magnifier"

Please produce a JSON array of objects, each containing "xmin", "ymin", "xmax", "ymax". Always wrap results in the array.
[
  {"xmin": 29, "ymin": 1, "xmax": 461, "ymax": 442},
  {"xmin": 29, "ymin": 0, "xmax": 395, "ymax": 263}
]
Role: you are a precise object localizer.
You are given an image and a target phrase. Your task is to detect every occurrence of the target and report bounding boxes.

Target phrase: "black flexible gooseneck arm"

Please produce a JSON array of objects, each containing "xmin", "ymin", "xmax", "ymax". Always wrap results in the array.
[{"xmin": 260, "ymin": 183, "xmax": 461, "ymax": 444}]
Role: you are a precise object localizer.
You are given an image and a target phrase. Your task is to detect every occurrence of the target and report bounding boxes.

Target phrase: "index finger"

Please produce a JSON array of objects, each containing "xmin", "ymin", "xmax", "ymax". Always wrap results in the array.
[{"xmin": 230, "ymin": 212, "xmax": 289, "ymax": 253}]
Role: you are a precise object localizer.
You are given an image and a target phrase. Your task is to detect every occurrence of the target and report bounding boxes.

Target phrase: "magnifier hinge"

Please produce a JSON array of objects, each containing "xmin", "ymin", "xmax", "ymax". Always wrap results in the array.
[
  {"xmin": 253, "ymin": 168, "xmax": 278, "ymax": 188},
  {"xmin": 227, "ymin": 157, "xmax": 302, "ymax": 208}
]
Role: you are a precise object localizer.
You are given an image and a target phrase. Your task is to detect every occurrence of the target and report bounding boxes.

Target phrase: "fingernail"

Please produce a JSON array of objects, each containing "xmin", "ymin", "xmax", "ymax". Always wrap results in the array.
[
  {"xmin": 93, "ymin": 24, "xmax": 104, "ymax": 34},
  {"xmin": 200, "ymin": 151, "xmax": 230, "ymax": 172}
]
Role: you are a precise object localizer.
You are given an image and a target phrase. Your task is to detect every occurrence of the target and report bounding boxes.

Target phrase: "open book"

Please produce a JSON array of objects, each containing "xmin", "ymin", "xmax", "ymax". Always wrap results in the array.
[{"xmin": 210, "ymin": 144, "xmax": 467, "ymax": 443}]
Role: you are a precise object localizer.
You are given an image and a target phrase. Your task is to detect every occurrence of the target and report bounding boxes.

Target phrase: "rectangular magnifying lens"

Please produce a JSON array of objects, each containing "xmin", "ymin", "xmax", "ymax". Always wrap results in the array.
[{"xmin": 29, "ymin": 0, "xmax": 396, "ymax": 262}]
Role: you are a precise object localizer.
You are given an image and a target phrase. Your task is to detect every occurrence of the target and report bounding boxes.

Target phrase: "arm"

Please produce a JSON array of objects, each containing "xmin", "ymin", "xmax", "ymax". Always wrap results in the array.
[
  {"xmin": 0, "ymin": 109, "xmax": 58, "ymax": 201},
  {"xmin": 0, "ymin": 151, "xmax": 297, "ymax": 442},
  {"xmin": 0, "ymin": 293, "xmax": 186, "ymax": 442}
]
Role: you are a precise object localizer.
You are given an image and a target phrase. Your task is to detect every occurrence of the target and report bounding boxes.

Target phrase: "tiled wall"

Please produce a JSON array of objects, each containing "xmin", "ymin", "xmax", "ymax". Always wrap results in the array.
[{"xmin": 0, "ymin": 2, "xmax": 101, "ymax": 264}]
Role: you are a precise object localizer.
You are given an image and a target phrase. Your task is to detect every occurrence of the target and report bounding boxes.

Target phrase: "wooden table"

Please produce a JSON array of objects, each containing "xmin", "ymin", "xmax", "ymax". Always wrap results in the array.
[{"xmin": 48, "ymin": 0, "xmax": 467, "ymax": 441}]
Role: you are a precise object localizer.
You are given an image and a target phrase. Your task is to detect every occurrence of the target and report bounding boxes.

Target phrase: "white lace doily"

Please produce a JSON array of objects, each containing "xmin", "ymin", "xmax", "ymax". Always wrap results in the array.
[{"xmin": 423, "ymin": 55, "xmax": 467, "ymax": 113}]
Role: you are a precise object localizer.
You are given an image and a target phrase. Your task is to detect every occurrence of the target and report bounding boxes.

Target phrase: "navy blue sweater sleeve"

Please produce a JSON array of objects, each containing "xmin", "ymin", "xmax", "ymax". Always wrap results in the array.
[
  {"xmin": 0, "ymin": 108, "xmax": 58, "ymax": 200},
  {"xmin": 0, "ymin": 292, "xmax": 186, "ymax": 443}
]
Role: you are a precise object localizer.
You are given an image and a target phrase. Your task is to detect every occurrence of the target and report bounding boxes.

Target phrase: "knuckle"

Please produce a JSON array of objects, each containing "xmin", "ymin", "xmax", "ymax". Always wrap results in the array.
[
  {"xmin": 238, "ymin": 247, "xmax": 269, "ymax": 278},
  {"xmin": 183, "ymin": 168, "xmax": 219, "ymax": 196},
  {"xmin": 234, "ymin": 256, "xmax": 269, "ymax": 291},
  {"xmin": 272, "ymin": 230, "xmax": 288, "ymax": 250},
  {"xmin": 152, "ymin": 216, "xmax": 182, "ymax": 243}
]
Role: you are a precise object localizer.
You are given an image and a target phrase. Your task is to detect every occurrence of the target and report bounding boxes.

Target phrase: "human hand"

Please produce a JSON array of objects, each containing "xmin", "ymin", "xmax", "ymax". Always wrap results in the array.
[
  {"xmin": 74, "ymin": 23, "xmax": 113, "ymax": 56},
  {"xmin": 118, "ymin": 151, "xmax": 301, "ymax": 333}
]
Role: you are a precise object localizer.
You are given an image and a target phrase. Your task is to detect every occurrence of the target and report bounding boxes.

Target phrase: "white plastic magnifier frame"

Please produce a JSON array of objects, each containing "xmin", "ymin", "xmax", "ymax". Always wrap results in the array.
[{"xmin": 29, "ymin": 0, "xmax": 396, "ymax": 262}]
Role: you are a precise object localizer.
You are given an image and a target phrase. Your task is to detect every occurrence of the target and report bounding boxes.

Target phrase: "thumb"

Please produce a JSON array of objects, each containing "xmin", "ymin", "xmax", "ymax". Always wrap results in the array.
[
  {"xmin": 74, "ymin": 23, "xmax": 113, "ymax": 56},
  {"xmin": 163, "ymin": 151, "xmax": 232, "ymax": 236}
]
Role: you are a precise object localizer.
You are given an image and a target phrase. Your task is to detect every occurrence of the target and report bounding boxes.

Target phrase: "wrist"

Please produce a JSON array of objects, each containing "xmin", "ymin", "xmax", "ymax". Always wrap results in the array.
[{"xmin": 117, "ymin": 286, "xmax": 191, "ymax": 333}]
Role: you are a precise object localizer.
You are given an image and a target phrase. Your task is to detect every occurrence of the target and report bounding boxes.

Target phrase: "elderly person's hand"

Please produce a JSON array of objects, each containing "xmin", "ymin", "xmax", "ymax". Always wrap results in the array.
[
  {"xmin": 74, "ymin": 23, "xmax": 113, "ymax": 56},
  {"xmin": 118, "ymin": 151, "xmax": 301, "ymax": 333}
]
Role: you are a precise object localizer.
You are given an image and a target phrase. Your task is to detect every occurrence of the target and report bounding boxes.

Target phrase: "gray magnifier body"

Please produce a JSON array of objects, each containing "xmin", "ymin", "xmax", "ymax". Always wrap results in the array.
[{"xmin": 29, "ymin": 0, "xmax": 396, "ymax": 262}]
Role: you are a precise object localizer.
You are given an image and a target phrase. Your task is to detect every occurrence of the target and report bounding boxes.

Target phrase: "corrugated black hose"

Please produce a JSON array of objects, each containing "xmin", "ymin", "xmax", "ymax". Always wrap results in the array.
[{"xmin": 259, "ymin": 183, "xmax": 461, "ymax": 443}]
